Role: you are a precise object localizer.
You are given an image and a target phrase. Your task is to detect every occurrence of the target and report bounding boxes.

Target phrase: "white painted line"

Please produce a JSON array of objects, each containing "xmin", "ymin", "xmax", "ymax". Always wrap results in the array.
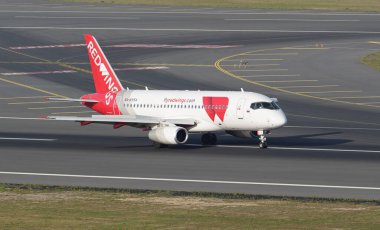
[
  {"xmin": 0, "ymin": 116, "xmax": 46, "ymax": 120},
  {"xmin": 0, "ymin": 137, "xmax": 55, "ymax": 141},
  {"xmin": 1, "ymin": 70, "xmax": 76, "ymax": 76},
  {"xmin": 10, "ymin": 43, "xmax": 238, "ymax": 50},
  {"xmin": 10, "ymin": 44, "xmax": 85, "ymax": 50},
  {"xmin": 269, "ymin": 146, "xmax": 380, "ymax": 153},
  {"xmin": 225, "ymin": 18, "xmax": 360, "ymax": 22},
  {"xmin": 284, "ymin": 125, "xmax": 380, "ymax": 131},
  {"xmin": 113, "ymin": 66, "xmax": 169, "ymax": 71},
  {"xmin": 2, "ymin": 10, "xmax": 380, "ymax": 16},
  {"xmin": 108, "ymin": 44, "xmax": 239, "ymax": 49},
  {"xmin": 15, "ymin": 16, "xmax": 140, "ymax": 19},
  {"xmin": 0, "ymin": 171, "xmax": 379, "ymax": 191},
  {"xmin": 186, "ymin": 144, "xmax": 380, "ymax": 153},
  {"xmin": 2, "ymin": 27, "xmax": 380, "ymax": 34}
]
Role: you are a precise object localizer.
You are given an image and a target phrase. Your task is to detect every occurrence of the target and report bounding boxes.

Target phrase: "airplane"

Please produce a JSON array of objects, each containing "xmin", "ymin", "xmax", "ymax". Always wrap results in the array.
[{"xmin": 46, "ymin": 34, "xmax": 287, "ymax": 149}]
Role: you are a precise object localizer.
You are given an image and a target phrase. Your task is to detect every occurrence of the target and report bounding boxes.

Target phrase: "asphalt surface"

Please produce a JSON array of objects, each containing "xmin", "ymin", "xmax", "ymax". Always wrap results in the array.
[{"xmin": 0, "ymin": 0, "xmax": 380, "ymax": 200}]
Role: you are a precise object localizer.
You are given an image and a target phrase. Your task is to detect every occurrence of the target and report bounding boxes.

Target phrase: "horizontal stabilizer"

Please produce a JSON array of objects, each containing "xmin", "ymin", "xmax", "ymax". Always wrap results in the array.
[{"xmin": 47, "ymin": 98, "xmax": 99, "ymax": 103}]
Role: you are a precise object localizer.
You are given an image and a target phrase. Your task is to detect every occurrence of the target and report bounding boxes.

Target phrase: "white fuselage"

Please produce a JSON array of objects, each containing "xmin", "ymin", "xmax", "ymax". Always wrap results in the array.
[{"xmin": 114, "ymin": 90, "xmax": 287, "ymax": 132}]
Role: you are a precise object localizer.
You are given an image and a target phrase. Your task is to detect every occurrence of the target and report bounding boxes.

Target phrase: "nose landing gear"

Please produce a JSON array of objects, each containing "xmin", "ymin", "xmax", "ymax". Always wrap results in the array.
[{"xmin": 255, "ymin": 130, "xmax": 269, "ymax": 149}]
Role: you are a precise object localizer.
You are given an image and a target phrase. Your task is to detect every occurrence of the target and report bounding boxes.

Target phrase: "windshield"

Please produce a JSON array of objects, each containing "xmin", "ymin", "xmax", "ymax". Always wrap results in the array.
[{"xmin": 250, "ymin": 101, "xmax": 280, "ymax": 110}]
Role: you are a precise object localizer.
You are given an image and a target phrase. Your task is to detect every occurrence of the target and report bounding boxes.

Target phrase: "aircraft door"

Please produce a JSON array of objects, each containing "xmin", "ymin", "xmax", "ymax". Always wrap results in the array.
[{"xmin": 236, "ymin": 98, "xmax": 245, "ymax": 119}]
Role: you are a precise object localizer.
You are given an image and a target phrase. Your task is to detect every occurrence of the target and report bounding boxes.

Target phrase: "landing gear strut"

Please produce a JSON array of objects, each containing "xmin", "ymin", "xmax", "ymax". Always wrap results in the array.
[
  {"xmin": 201, "ymin": 133, "xmax": 217, "ymax": 145},
  {"xmin": 255, "ymin": 130, "xmax": 268, "ymax": 149}
]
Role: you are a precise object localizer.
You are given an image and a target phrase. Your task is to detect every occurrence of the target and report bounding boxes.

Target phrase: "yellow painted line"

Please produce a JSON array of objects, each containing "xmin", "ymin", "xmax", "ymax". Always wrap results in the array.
[
  {"xmin": 242, "ymin": 74, "xmax": 301, "ymax": 78},
  {"xmin": 360, "ymin": 102, "xmax": 380, "ymax": 105},
  {"xmin": 296, "ymin": 91, "xmax": 362, "ymax": 94},
  {"xmin": 277, "ymin": 85, "xmax": 340, "ymax": 89},
  {"xmin": 214, "ymin": 46, "xmax": 380, "ymax": 110},
  {"xmin": 255, "ymin": 80, "xmax": 318, "ymax": 83},
  {"xmin": 9, "ymin": 101, "xmax": 73, "ymax": 105},
  {"xmin": 242, "ymin": 53, "xmax": 298, "ymax": 56},
  {"xmin": 64, "ymin": 62, "xmax": 214, "ymax": 67},
  {"xmin": 287, "ymin": 113, "xmax": 380, "ymax": 126},
  {"xmin": 222, "ymin": 64, "xmax": 280, "ymax": 67},
  {"xmin": 0, "ymin": 76, "xmax": 67, "ymax": 98},
  {"xmin": 28, "ymin": 105, "xmax": 84, "ymax": 110},
  {"xmin": 368, "ymin": 41, "xmax": 380, "ymax": 44},
  {"xmin": 51, "ymin": 111, "xmax": 95, "ymax": 115},
  {"xmin": 0, "ymin": 47, "xmax": 48, "ymax": 62},
  {"xmin": 0, "ymin": 96, "xmax": 48, "ymax": 100},
  {"xmin": 129, "ymin": 63, "xmax": 213, "ymax": 67},
  {"xmin": 222, "ymin": 63, "xmax": 281, "ymax": 67},
  {"xmin": 1, "ymin": 45, "xmax": 156, "ymax": 91},
  {"xmin": 222, "ymin": 59, "xmax": 284, "ymax": 61},
  {"xmin": 327, "ymin": 96, "xmax": 380, "ymax": 99},
  {"xmin": 280, "ymin": 47, "xmax": 329, "ymax": 50},
  {"xmin": 231, "ymin": 69, "xmax": 288, "ymax": 72},
  {"xmin": 120, "ymin": 80, "xmax": 156, "ymax": 89},
  {"xmin": 0, "ymin": 61, "xmax": 56, "ymax": 64}
]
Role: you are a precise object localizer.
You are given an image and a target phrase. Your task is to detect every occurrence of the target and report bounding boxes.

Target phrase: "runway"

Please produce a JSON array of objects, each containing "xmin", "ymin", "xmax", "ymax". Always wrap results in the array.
[{"xmin": 0, "ymin": 0, "xmax": 379, "ymax": 200}]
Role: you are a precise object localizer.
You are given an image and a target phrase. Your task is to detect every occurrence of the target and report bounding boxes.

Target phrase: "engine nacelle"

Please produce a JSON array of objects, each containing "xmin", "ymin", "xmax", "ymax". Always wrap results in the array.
[
  {"xmin": 148, "ymin": 126, "xmax": 188, "ymax": 145},
  {"xmin": 226, "ymin": 130, "xmax": 254, "ymax": 138}
]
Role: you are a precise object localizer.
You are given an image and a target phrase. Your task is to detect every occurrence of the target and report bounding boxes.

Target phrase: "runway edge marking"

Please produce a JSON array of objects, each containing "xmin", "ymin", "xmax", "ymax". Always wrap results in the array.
[{"xmin": 0, "ymin": 171, "xmax": 379, "ymax": 191}]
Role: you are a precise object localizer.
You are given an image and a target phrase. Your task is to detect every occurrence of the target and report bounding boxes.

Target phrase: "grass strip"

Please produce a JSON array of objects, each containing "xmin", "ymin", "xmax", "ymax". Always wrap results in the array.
[
  {"xmin": 361, "ymin": 51, "xmax": 380, "ymax": 71},
  {"xmin": 53, "ymin": 0, "xmax": 380, "ymax": 12},
  {"xmin": 0, "ymin": 183, "xmax": 380, "ymax": 229}
]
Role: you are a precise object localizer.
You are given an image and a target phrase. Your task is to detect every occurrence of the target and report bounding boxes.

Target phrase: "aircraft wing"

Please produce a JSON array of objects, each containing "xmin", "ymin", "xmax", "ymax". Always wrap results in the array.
[{"xmin": 47, "ymin": 115, "xmax": 197, "ymax": 126}]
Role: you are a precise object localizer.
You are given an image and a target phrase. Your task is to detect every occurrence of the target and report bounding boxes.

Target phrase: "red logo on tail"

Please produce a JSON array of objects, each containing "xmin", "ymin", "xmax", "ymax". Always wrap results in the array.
[
  {"xmin": 203, "ymin": 97, "xmax": 229, "ymax": 122},
  {"xmin": 85, "ymin": 34, "xmax": 123, "ymax": 96}
]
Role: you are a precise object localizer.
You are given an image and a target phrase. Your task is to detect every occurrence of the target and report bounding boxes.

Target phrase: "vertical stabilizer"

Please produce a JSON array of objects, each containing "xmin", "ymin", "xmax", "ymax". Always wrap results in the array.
[{"xmin": 84, "ymin": 34, "xmax": 124, "ymax": 94}]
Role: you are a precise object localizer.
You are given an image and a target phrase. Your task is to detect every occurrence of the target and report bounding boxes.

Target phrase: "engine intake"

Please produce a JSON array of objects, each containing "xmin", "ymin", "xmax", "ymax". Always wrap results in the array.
[{"xmin": 148, "ymin": 126, "xmax": 188, "ymax": 145}]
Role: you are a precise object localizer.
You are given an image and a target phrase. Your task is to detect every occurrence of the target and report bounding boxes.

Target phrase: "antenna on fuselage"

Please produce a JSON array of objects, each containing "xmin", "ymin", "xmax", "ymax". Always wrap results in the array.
[
  {"xmin": 145, "ymin": 86, "xmax": 149, "ymax": 91},
  {"xmin": 240, "ymin": 88, "xmax": 244, "ymax": 92}
]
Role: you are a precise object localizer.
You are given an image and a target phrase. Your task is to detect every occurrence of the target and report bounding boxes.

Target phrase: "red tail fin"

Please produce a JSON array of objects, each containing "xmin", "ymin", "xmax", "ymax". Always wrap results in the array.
[{"xmin": 84, "ymin": 34, "xmax": 124, "ymax": 94}]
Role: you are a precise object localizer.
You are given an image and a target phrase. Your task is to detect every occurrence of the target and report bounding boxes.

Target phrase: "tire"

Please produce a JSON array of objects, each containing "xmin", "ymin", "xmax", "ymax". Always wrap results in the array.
[{"xmin": 259, "ymin": 141, "xmax": 268, "ymax": 149}]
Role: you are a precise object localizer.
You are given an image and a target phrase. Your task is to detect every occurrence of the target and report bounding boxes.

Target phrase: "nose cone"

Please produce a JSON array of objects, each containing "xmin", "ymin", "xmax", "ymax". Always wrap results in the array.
[{"xmin": 272, "ymin": 110, "xmax": 287, "ymax": 129}]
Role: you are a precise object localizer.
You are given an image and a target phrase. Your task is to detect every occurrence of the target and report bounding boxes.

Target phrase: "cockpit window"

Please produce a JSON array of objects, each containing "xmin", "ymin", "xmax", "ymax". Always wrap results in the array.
[{"xmin": 250, "ymin": 101, "xmax": 280, "ymax": 110}]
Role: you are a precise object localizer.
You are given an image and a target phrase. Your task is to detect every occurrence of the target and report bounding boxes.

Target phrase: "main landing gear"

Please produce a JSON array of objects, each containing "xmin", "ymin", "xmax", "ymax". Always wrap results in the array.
[
  {"xmin": 255, "ymin": 130, "xmax": 268, "ymax": 149},
  {"xmin": 201, "ymin": 133, "xmax": 217, "ymax": 145}
]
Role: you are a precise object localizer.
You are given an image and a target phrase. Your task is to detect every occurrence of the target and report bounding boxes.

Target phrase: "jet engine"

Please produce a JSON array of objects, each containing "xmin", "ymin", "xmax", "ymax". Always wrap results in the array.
[
  {"xmin": 148, "ymin": 126, "xmax": 188, "ymax": 145},
  {"xmin": 226, "ymin": 130, "xmax": 254, "ymax": 138}
]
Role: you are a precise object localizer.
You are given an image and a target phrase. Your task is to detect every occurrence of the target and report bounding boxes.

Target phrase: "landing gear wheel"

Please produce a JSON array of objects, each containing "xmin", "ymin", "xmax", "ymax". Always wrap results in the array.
[
  {"xmin": 259, "ymin": 141, "xmax": 268, "ymax": 149},
  {"xmin": 255, "ymin": 130, "xmax": 268, "ymax": 149},
  {"xmin": 201, "ymin": 133, "xmax": 217, "ymax": 145}
]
